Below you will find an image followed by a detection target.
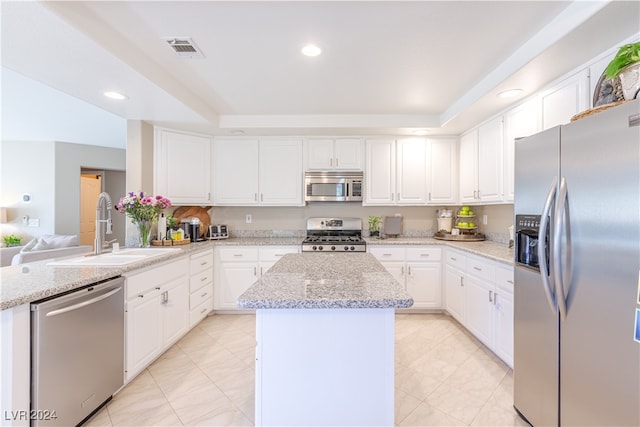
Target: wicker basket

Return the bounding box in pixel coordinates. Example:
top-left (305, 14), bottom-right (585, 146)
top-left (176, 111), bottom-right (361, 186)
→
top-left (570, 100), bottom-right (630, 122)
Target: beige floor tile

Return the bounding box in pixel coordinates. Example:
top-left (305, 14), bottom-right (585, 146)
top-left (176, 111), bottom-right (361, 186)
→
top-left (92, 313), bottom-right (521, 427)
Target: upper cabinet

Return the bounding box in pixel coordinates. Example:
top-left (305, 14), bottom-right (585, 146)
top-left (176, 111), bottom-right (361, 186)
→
top-left (304, 138), bottom-right (363, 170)
top-left (459, 116), bottom-right (503, 204)
top-left (502, 97), bottom-right (541, 202)
top-left (213, 138), bottom-right (303, 206)
top-left (154, 128), bottom-right (213, 205)
top-left (365, 137), bottom-right (457, 206)
top-left (541, 69), bottom-right (590, 130)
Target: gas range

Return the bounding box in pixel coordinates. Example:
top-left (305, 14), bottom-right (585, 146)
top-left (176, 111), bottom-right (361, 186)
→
top-left (301, 217), bottom-right (366, 252)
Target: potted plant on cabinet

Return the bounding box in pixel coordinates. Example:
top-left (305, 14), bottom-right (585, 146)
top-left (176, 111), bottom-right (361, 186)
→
top-left (604, 42), bottom-right (640, 101)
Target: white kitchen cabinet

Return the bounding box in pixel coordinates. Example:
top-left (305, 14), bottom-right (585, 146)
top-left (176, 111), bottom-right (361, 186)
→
top-left (364, 138), bottom-right (429, 206)
top-left (459, 117), bottom-right (504, 204)
top-left (427, 138), bottom-right (458, 204)
top-left (124, 257), bottom-right (189, 382)
top-left (213, 138), bottom-right (303, 206)
top-left (502, 98), bottom-right (541, 202)
top-left (444, 249), bottom-right (466, 324)
top-left (154, 128), bottom-right (213, 205)
top-left (305, 138), bottom-right (362, 170)
top-left (189, 248), bottom-right (214, 327)
top-left (369, 246), bottom-right (442, 309)
top-left (494, 265), bottom-right (514, 367)
top-left (541, 69), bottom-right (590, 130)
top-left (214, 246), bottom-right (299, 311)
top-left (465, 273), bottom-right (495, 349)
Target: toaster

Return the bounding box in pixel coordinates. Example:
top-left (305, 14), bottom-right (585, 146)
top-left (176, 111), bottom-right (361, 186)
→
top-left (208, 224), bottom-right (229, 240)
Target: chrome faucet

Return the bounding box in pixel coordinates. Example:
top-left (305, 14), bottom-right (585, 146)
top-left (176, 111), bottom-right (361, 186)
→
top-left (94, 192), bottom-right (114, 255)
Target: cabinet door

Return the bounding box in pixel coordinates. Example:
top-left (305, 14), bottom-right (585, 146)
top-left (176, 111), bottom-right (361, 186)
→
top-left (541, 69), bottom-right (590, 130)
top-left (305, 139), bottom-right (334, 170)
top-left (459, 130), bottom-right (478, 203)
top-left (213, 139), bottom-right (259, 205)
top-left (259, 140), bottom-right (303, 206)
top-left (125, 289), bottom-right (163, 382)
top-left (333, 138), bottom-right (362, 170)
top-left (218, 262), bottom-right (258, 310)
top-left (428, 138), bottom-right (458, 204)
top-left (396, 138), bottom-right (428, 205)
top-left (465, 275), bottom-right (494, 348)
top-left (379, 261), bottom-right (405, 288)
top-left (162, 276), bottom-right (189, 347)
top-left (154, 129), bottom-right (212, 204)
top-left (406, 262), bottom-right (442, 308)
top-left (445, 265), bottom-right (466, 324)
top-left (259, 246), bottom-right (299, 276)
top-left (503, 98), bottom-right (540, 202)
top-left (477, 117), bottom-right (503, 202)
top-left (364, 139), bottom-right (396, 205)
top-left (494, 288), bottom-right (514, 368)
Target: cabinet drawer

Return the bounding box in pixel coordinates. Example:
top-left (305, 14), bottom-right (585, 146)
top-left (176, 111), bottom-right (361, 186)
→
top-left (218, 247), bottom-right (259, 261)
top-left (259, 246), bottom-right (299, 262)
top-left (190, 268), bottom-right (213, 293)
top-left (369, 246), bottom-right (405, 261)
top-left (125, 258), bottom-right (188, 298)
top-left (190, 284), bottom-right (212, 309)
top-left (190, 249), bottom-right (213, 274)
top-left (445, 249), bottom-right (466, 270)
top-left (406, 247), bottom-right (441, 262)
top-left (189, 297), bottom-right (213, 327)
top-left (466, 256), bottom-right (495, 282)
top-left (495, 265), bottom-right (514, 294)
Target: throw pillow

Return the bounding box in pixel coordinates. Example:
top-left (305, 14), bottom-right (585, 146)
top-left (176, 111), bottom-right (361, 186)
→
top-left (32, 238), bottom-right (50, 251)
top-left (20, 238), bottom-right (38, 253)
top-left (41, 234), bottom-right (79, 249)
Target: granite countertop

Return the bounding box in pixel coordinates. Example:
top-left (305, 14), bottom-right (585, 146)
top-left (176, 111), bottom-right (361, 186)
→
top-left (237, 252), bottom-right (414, 310)
top-left (1, 235), bottom-right (512, 311)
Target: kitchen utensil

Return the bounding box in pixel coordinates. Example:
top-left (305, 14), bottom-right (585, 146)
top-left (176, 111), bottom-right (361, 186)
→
top-left (173, 206), bottom-right (211, 239)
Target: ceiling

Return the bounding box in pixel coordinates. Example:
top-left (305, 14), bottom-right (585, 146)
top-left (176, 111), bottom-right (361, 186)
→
top-left (2, 1), bottom-right (639, 143)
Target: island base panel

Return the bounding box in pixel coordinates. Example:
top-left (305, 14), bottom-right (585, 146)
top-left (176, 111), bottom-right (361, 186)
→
top-left (255, 308), bottom-right (395, 426)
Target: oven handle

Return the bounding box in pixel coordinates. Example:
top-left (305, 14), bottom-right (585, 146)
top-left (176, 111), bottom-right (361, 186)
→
top-left (538, 177), bottom-right (557, 315)
top-left (46, 287), bottom-right (122, 317)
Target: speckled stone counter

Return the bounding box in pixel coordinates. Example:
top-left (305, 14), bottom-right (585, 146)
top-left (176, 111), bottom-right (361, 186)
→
top-left (365, 236), bottom-right (514, 265)
top-left (237, 252), bottom-right (414, 309)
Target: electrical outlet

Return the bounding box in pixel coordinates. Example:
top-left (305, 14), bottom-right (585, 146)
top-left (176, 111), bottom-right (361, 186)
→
top-left (245, 214), bottom-right (252, 224)
top-left (482, 214), bottom-right (488, 225)
top-left (22, 215), bottom-right (29, 226)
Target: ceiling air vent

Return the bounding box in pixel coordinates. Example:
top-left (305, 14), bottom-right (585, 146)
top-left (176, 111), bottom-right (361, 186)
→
top-left (163, 37), bottom-right (204, 59)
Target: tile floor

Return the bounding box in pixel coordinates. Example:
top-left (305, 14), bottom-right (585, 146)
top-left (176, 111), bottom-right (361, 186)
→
top-left (86, 313), bottom-right (528, 427)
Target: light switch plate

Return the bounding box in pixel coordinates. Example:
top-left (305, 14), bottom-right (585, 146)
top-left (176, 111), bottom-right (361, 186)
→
top-left (28, 218), bottom-right (40, 227)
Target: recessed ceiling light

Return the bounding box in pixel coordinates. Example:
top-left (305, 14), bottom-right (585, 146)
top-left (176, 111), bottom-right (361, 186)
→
top-left (497, 89), bottom-right (523, 99)
top-left (104, 91), bottom-right (128, 100)
top-left (301, 44), bottom-right (322, 57)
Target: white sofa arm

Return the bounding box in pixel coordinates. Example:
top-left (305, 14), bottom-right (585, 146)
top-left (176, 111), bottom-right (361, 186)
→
top-left (11, 246), bottom-right (93, 266)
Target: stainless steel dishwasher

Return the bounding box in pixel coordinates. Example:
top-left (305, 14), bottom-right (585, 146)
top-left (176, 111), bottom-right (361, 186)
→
top-left (31, 276), bottom-right (125, 426)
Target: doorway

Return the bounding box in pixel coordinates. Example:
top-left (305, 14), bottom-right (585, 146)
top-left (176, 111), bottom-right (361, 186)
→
top-left (80, 169), bottom-right (126, 248)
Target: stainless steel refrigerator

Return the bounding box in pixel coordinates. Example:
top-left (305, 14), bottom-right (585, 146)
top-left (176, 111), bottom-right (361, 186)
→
top-left (513, 99), bottom-right (640, 426)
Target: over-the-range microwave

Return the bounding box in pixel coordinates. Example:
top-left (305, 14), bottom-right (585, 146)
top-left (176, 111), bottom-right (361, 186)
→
top-left (304, 171), bottom-right (363, 202)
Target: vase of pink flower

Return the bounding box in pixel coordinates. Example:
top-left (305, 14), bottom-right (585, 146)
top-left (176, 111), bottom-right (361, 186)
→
top-left (115, 192), bottom-right (172, 247)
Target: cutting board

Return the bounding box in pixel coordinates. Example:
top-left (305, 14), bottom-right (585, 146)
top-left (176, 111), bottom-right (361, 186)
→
top-left (172, 206), bottom-right (211, 238)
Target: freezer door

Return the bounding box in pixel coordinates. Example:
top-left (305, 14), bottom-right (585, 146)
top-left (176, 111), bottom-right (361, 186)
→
top-left (513, 127), bottom-right (561, 427)
top-left (558, 100), bottom-right (640, 426)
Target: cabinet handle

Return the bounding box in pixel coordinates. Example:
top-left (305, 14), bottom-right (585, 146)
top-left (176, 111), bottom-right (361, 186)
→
top-left (391, 193), bottom-right (394, 201)
top-left (450, 257), bottom-right (457, 261)
top-left (420, 253), bottom-right (430, 257)
top-left (474, 266), bottom-right (482, 271)
top-left (330, 158), bottom-right (333, 167)
top-left (200, 307), bottom-right (208, 314)
top-left (261, 193), bottom-right (264, 202)
top-left (401, 266), bottom-right (405, 275)
top-left (254, 193), bottom-right (258, 201)
top-left (428, 192), bottom-right (431, 201)
top-left (201, 277), bottom-right (208, 282)
top-left (137, 294), bottom-right (144, 298)
top-left (494, 292), bottom-right (498, 306)
top-left (200, 261), bottom-right (207, 266)
top-left (489, 290), bottom-right (493, 303)
top-left (507, 280), bottom-right (514, 284)
top-left (254, 267), bottom-right (257, 276)
top-left (407, 266), bottom-right (412, 276)
top-left (335, 157), bottom-right (339, 166)
top-left (233, 254), bottom-right (243, 257)
top-left (460, 277), bottom-right (464, 287)
top-left (477, 190), bottom-right (481, 199)
top-left (397, 192), bottom-right (400, 200)
top-left (382, 253), bottom-right (392, 256)
top-left (260, 267), bottom-right (264, 276)
top-left (155, 287), bottom-right (161, 290)
top-left (201, 292), bottom-right (208, 298)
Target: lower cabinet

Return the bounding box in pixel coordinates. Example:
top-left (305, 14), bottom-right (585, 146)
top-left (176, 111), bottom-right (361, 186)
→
top-left (214, 246), bottom-right (300, 311)
top-left (124, 257), bottom-right (190, 382)
top-left (444, 248), bottom-right (514, 367)
top-left (189, 248), bottom-right (214, 327)
top-left (369, 246), bottom-right (442, 309)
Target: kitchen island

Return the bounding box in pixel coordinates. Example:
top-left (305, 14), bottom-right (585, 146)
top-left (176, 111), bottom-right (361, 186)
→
top-left (237, 252), bottom-right (413, 427)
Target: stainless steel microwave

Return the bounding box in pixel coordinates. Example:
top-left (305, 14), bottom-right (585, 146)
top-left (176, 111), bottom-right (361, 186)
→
top-left (304, 171), bottom-right (363, 202)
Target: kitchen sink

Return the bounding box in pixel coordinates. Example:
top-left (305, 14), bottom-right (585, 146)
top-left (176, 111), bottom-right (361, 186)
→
top-left (47, 247), bottom-right (182, 267)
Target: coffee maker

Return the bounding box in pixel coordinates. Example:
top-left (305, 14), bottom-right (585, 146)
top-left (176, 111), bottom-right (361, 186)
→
top-left (180, 217), bottom-right (201, 242)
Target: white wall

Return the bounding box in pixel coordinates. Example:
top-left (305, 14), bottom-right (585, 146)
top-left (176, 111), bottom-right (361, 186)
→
top-left (0, 141), bottom-right (125, 242)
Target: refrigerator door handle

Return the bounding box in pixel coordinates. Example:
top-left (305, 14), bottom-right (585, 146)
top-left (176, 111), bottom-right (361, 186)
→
top-left (538, 176), bottom-right (558, 314)
top-left (554, 176), bottom-right (569, 321)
